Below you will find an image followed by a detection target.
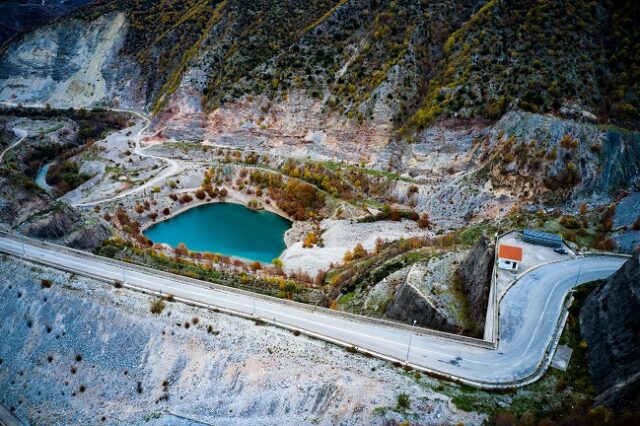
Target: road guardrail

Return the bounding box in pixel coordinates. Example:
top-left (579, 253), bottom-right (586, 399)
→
top-left (0, 231), bottom-right (495, 349)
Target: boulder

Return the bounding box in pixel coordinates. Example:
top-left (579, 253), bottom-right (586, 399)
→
top-left (580, 252), bottom-right (640, 408)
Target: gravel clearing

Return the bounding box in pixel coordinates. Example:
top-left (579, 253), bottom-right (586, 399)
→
top-left (281, 218), bottom-right (432, 277)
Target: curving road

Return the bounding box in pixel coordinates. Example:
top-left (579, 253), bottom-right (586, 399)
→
top-left (0, 234), bottom-right (625, 388)
top-left (70, 111), bottom-right (180, 207)
top-left (0, 128), bottom-right (28, 162)
top-left (0, 102), bottom-right (180, 207)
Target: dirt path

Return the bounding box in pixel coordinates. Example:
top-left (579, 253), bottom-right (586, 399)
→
top-left (71, 110), bottom-right (180, 207)
top-left (0, 127), bottom-right (28, 162)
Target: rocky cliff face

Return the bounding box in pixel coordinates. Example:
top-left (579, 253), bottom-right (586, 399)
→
top-left (0, 174), bottom-right (111, 250)
top-left (18, 205), bottom-right (111, 250)
top-left (385, 280), bottom-right (457, 332)
top-left (580, 252), bottom-right (640, 408)
top-left (0, 150), bottom-right (110, 251)
top-left (0, 11), bottom-right (143, 111)
top-left (483, 111), bottom-right (640, 199)
top-left (458, 237), bottom-right (494, 329)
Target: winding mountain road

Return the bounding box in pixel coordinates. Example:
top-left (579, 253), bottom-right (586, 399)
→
top-left (0, 102), bottom-right (180, 207)
top-left (70, 111), bottom-right (180, 207)
top-left (0, 128), bottom-right (28, 162)
top-left (0, 234), bottom-right (625, 388)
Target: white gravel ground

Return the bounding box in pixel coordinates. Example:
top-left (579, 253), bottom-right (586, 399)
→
top-left (0, 257), bottom-right (484, 426)
top-left (281, 218), bottom-right (432, 276)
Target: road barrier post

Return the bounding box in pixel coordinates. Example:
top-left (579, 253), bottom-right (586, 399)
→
top-left (405, 333), bottom-right (412, 363)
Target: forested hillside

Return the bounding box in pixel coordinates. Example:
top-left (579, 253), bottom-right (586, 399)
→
top-left (1, 0), bottom-right (639, 131)
top-left (412, 0), bottom-right (640, 129)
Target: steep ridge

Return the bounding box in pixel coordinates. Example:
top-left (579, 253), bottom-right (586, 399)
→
top-left (0, 0), bottom-right (96, 45)
top-left (0, 12), bottom-right (136, 110)
top-left (580, 252), bottom-right (640, 409)
top-left (1, 0), bottom-right (638, 135)
top-left (412, 0), bottom-right (640, 129)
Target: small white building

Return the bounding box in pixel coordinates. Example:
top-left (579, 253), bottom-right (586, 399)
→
top-left (498, 244), bottom-right (523, 272)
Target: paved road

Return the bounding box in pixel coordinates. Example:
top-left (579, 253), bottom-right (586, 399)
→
top-left (0, 128), bottom-right (28, 162)
top-left (0, 402), bottom-right (23, 426)
top-left (0, 236), bottom-right (625, 387)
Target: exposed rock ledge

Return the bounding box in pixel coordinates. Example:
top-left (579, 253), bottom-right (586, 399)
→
top-left (580, 252), bottom-right (640, 409)
top-left (458, 237), bottom-right (494, 330)
top-left (385, 279), bottom-right (458, 332)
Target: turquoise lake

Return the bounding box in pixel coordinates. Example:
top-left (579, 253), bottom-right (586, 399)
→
top-left (34, 163), bottom-right (52, 193)
top-left (143, 203), bottom-right (292, 263)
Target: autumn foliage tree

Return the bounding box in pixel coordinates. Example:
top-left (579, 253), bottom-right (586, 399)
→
top-left (418, 213), bottom-right (433, 230)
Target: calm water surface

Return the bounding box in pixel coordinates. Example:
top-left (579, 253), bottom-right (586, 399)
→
top-left (143, 203), bottom-right (291, 263)
top-left (34, 163), bottom-right (52, 193)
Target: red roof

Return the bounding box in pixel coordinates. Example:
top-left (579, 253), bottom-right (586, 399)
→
top-left (498, 245), bottom-right (523, 261)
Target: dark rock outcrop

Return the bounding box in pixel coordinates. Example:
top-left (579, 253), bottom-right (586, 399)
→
top-left (20, 208), bottom-right (79, 240)
top-left (580, 252), bottom-right (640, 409)
top-left (63, 223), bottom-right (112, 250)
top-left (385, 282), bottom-right (457, 332)
top-left (458, 237), bottom-right (494, 328)
top-left (0, 171), bottom-right (111, 251)
top-left (19, 206), bottom-right (111, 251)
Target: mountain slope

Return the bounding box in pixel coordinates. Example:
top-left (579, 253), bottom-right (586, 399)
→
top-left (412, 0), bottom-right (640, 128)
top-left (0, 0), bottom-right (96, 45)
top-left (0, 0), bottom-right (639, 149)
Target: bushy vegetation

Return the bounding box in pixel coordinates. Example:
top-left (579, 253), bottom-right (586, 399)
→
top-left (396, 392), bottom-right (410, 410)
top-left (150, 298), bottom-right (165, 314)
top-left (45, 160), bottom-right (89, 195)
top-left (83, 0), bottom-right (226, 112)
top-left (412, 0), bottom-right (640, 128)
top-left (96, 238), bottom-right (322, 304)
top-left (0, 106), bottom-right (129, 180)
top-left (199, 0), bottom-right (340, 109)
top-left (61, 0), bottom-right (639, 131)
top-left (78, 0), bottom-right (479, 125)
top-left (249, 170), bottom-right (325, 220)
top-left (232, 0), bottom-right (477, 124)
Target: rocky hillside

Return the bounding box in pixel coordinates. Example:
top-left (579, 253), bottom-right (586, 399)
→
top-left (0, 109), bottom-right (125, 249)
top-left (0, 0), bottom-right (637, 212)
top-left (412, 0), bottom-right (640, 129)
top-left (1, 0), bottom-right (638, 129)
top-left (0, 257), bottom-right (482, 425)
top-left (580, 252), bottom-right (640, 409)
top-left (0, 0), bottom-right (96, 45)
top-left (457, 237), bottom-right (493, 330)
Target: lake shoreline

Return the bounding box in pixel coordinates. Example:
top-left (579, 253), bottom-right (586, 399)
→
top-left (137, 187), bottom-right (294, 234)
top-left (142, 202), bottom-right (292, 264)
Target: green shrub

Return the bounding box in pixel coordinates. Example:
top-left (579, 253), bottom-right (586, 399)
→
top-left (150, 299), bottom-right (166, 315)
top-left (396, 393), bottom-right (411, 410)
